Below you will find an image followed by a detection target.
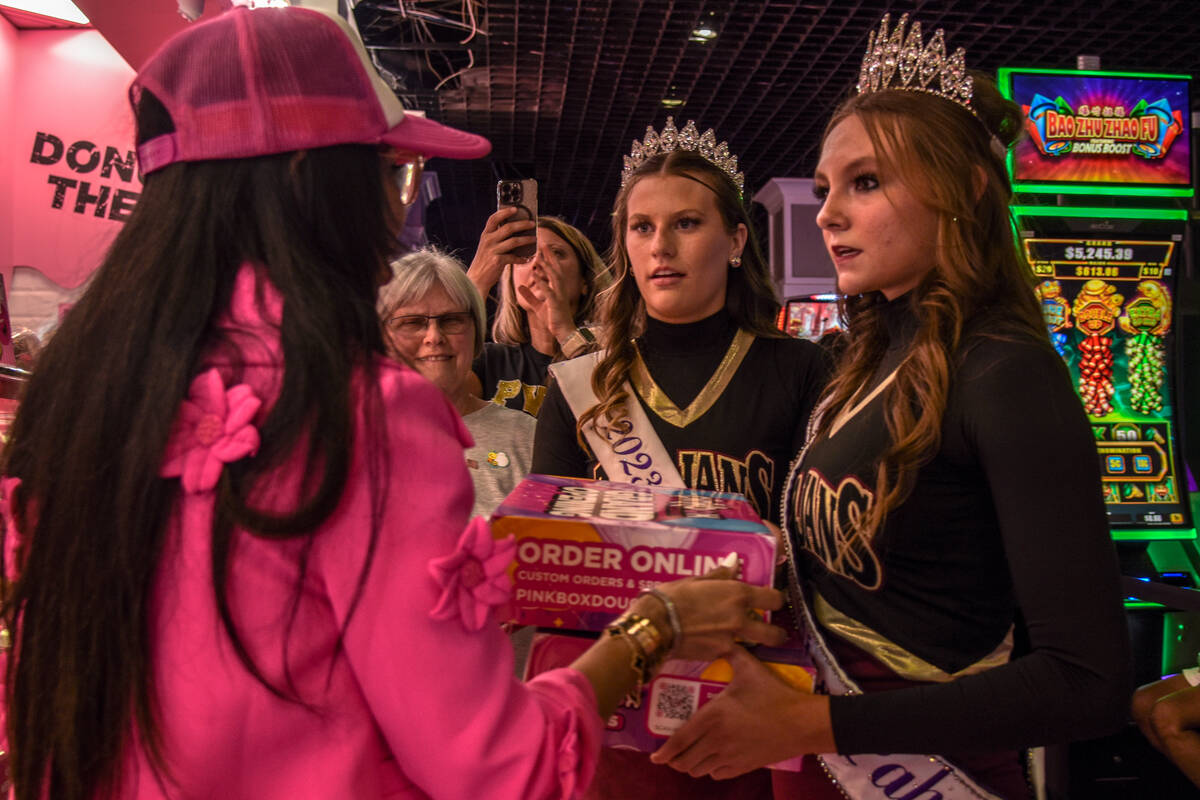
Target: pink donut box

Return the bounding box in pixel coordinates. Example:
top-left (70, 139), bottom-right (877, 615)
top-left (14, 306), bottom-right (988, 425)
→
top-left (490, 474), bottom-right (777, 632)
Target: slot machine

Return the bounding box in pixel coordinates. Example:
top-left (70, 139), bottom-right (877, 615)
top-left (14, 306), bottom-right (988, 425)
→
top-left (1001, 66), bottom-right (1197, 796)
top-left (1014, 208), bottom-right (1192, 539)
top-left (776, 293), bottom-right (843, 342)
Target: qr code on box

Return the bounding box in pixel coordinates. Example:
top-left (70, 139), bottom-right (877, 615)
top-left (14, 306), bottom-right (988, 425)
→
top-left (647, 677), bottom-right (700, 736)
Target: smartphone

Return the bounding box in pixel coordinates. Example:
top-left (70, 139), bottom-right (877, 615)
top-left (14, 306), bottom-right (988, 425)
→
top-left (496, 179), bottom-right (538, 260)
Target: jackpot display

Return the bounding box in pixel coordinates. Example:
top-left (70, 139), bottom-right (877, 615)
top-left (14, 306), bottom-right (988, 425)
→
top-left (998, 68), bottom-right (1191, 194)
top-left (1016, 211), bottom-right (1191, 533)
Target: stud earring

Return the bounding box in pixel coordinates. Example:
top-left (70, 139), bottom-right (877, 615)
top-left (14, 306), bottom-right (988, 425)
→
top-left (730, 256), bottom-right (742, 268)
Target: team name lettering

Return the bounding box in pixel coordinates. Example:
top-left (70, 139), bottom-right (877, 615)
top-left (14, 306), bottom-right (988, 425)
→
top-left (791, 468), bottom-right (882, 589)
top-left (677, 449), bottom-right (773, 516)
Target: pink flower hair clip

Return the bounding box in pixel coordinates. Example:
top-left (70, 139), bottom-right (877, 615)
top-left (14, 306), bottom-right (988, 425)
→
top-left (429, 517), bottom-right (516, 632)
top-left (161, 368), bottom-right (262, 494)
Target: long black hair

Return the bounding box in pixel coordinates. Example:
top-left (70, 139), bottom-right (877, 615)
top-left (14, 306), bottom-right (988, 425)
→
top-left (1, 91), bottom-right (398, 800)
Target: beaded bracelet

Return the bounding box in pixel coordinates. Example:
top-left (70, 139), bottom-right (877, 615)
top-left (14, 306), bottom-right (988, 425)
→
top-left (637, 587), bottom-right (682, 651)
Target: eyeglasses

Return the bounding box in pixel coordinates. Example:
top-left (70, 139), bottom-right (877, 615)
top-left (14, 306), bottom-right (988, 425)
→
top-left (387, 312), bottom-right (474, 338)
top-left (384, 150), bottom-right (426, 206)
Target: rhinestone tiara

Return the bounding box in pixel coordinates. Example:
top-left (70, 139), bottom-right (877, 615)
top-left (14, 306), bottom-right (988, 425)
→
top-left (621, 117), bottom-right (745, 197)
top-left (856, 13), bottom-right (974, 114)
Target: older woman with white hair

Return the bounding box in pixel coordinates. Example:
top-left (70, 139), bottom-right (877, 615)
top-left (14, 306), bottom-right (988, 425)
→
top-left (380, 248), bottom-right (535, 519)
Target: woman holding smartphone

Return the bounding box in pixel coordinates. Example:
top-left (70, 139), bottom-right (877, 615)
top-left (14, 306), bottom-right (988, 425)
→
top-left (468, 214), bottom-right (609, 416)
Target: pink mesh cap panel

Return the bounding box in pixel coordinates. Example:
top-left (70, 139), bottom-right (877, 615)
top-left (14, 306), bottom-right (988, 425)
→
top-left (133, 6), bottom-right (488, 174)
top-left (138, 7), bottom-right (384, 168)
top-left (245, 7), bottom-right (387, 155)
top-left (134, 10), bottom-right (254, 172)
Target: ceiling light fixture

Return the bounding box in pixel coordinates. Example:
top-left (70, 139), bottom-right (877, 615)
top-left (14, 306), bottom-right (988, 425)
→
top-left (689, 12), bottom-right (718, 43)
top-left (0, 0), bottom-right (88, 24)
top-left (660, 84), bottom-right (685, 108)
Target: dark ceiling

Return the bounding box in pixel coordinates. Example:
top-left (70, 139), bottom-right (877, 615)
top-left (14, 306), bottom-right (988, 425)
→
top-left (355, 0), bottom-right (1200, 260)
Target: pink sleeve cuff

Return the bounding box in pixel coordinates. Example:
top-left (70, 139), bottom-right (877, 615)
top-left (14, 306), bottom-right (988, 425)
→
top-left (526, 668), bottom-right (603, 799)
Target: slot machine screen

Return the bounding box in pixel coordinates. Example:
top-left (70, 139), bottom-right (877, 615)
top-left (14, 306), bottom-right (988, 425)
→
top-left (1017, 212), bottom-right (1192, 534)
top-left (779, 294), bottom-right (842, 342)
top-left (998, 68), bottom-right (1191, 196)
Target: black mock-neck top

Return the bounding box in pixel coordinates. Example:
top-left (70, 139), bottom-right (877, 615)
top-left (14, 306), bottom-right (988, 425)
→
top-left (533, 309), bottom-right (828, 521)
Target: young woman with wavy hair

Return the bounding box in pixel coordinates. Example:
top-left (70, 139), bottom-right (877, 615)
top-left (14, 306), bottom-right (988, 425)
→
top-left (532, 141), bottom-right (829, 800)
top-left (649, 49), bottom-right (1131, 800)
top-left (0, 8), bottom-right (785, 800)
top-left (535, 145), bottom-right (829, 520)
top-left (576, 151), bottom-right (786, 443)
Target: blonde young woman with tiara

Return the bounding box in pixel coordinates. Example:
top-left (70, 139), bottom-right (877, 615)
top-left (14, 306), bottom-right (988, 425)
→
top-left (650, 15), bottom-right (1132, 800)
top-left (532, 120), bottom-right (829, 800)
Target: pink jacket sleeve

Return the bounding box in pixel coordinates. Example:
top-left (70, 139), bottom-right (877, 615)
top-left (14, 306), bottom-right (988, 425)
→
top-left (311, 364), bottom-right (602, 800)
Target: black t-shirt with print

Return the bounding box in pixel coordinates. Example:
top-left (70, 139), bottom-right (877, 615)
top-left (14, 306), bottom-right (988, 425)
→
top-left (473, 342), bottom-right (554, 417)
top-left (532, 309), bottom-right (828, 523)
top-left (784, 293), bottom-right (1130, 756)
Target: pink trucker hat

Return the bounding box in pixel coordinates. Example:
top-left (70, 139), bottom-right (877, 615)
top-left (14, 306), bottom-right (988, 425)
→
top-left (132, 4), bottom-right (490, 174)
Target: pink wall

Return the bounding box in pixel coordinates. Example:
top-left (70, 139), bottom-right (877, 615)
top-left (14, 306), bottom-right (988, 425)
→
top-left (0, 14), bottom-right (17, 307)
top-left (11, 29), bottom-right (136, 290)
top-left (73, 0), bottom-right (227, 72)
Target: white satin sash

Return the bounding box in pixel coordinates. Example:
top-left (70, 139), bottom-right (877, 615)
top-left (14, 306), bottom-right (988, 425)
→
top-left (778, 400), bottom-right (1004, 800)
top-left (549, 352), bottom-right (685, 488)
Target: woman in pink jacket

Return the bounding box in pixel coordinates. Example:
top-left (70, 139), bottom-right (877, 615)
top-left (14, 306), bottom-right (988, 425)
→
top-left (0, 7), bottom-right (782, 800)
